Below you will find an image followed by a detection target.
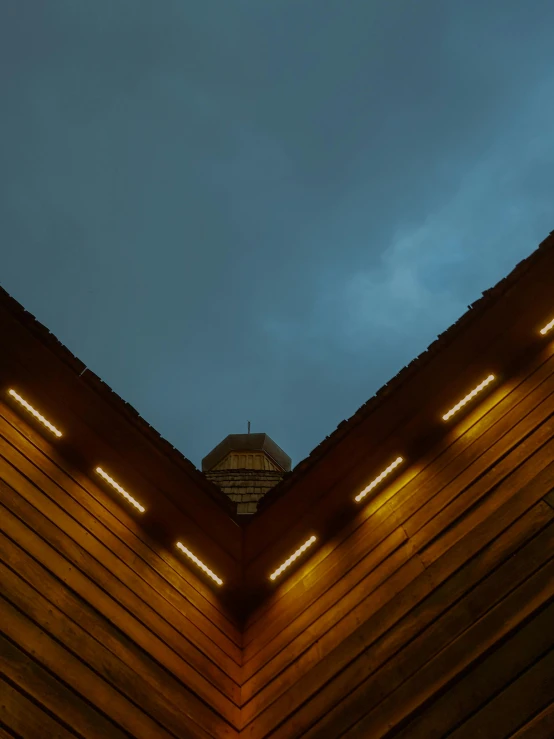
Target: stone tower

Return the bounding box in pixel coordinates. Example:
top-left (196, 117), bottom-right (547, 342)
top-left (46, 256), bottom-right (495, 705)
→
top-left (202, 432), bottom-right (291, 514)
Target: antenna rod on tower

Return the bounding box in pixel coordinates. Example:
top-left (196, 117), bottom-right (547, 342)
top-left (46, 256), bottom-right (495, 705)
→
top-left (248, 421), bottom-right (251, 434)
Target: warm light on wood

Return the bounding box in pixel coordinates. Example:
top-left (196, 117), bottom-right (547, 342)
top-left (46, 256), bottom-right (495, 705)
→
top-left (176, 542), bottom-right (223, 586)
top-left (95, 466), bottom-right (146, 513)
top-left (7, 388), bottom-right (63, 437)
top-left (442, 374), bottom-right (495, 421)
top-left (355, 456), bottom-right (404, 503)
top-left (269, 535), bottom-right (317, 581)
top-left (540, 317), bottom-right (554, 336)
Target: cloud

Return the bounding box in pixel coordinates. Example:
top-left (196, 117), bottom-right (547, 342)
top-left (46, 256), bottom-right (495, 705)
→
top-left (1, 0), bottom-right (554, 468)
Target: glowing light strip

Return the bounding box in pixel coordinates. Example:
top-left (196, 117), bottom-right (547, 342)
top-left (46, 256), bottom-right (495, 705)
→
top-left (95, 467), bottom-right (145, 513)
top-left (540, 317), bottom-right (554, 336)
top-left (442, 374), bottom-right (495, 421)
top-left (176, 542), bottom-right (223, 586)
top-left (269, 535), bottom-right (317, 581)
top-left (354, 456), bottom-right (404, 503)
top-left (8, 389), bottom-right (63, 437)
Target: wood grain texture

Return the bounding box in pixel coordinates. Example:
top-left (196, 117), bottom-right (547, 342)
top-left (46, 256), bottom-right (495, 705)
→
top-left (244, 347), bottom-right (554, 649)
top-left (0, 726), bottom-right (17, 739)
top-left (510, 701), bottom-right (554, 739)
top-left (0, 634), bottom-right (129, 739)
top-left (0, 405), bottom-right (241, 738)
top-left (0, 591), bottom-right (204, 739)
top-left (239, 368), bottom-right (554, 717)
top-left (240, 356), bottom-right (554, 737)
top-left (446, 646), bottom-right (554, 739)
top-left (0, 410), bottom-right (242, 670)
top-left (346, 562), bottom-right (554, 738)
top-left (298, 502), bottom-right (554, 739)
top-left (0, 392), bottom-right (242, 634)
top-left (0, 475), bottom-right (239, 713)
top-left (0, 533), bottom-right (236, 734)
top-left (0, 680), bottom-right (78, 739)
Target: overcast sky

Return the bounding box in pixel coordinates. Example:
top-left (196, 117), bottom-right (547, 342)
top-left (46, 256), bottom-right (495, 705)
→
top-left (2, 1), bottom-right (553, 470)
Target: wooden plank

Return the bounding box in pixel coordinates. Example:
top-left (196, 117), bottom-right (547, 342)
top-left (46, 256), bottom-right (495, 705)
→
top-left (244, 413), bottom-right (549, 680)
top-left (510, 701), bottom-right (554, 739)
top-left (241, 527), bottom-right (411, 702)
top-left (0, 496), bottom-right (239, 733)
top-left (406, 414), bottom-right (554, 557)
top-left (242, 404), bottom-right (554, 693)
top-left (0, 680), bottom-right (78, 739)
top-left (0, 402), bottom-right (242, 642)
top-left (0, 412), bottom-right (242, 670)
top-left (0, 404), bottom-right (242, 652)
top-left (0, 336), bottom-right (242, 587)
top-left (446, 649), bottom-right (554, 739)
top-left (246, 503), bottom-right (554, 737)
top-left (0, 586), bottom-right (228, 739)
top-left (241, 555), bottom-right (426, 728)
top-left (0, 304), bottom-right (240, 551)
top-left (0, 530), bottom-right (236, 736)
top-left (0, 467), bottom-right (241, 712)
top-left (244, 353), bottom-right (554, 652)
top-left (245, 346), bottom-right (554, 638)
top-left (0, 410), bottom-right (241, 651)
top-left (240, 458), bottom-right (554, 738)
top-left (295, 502), bottom-right (554, 739)
top-left (0, 633), bottom-right (129, 739)
top-left (544, 488), bottom-right (554, 510)
top-left (413, 427), bottom-right (554, 567)
top-left (0, 391), bottom-right (242, 633)
top-left (344, 561), bottom-right (554, 738)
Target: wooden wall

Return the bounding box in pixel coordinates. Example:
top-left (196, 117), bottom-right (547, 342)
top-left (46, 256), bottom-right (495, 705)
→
top-left (239, 337), bottom-right (554, 737)
top-left (0, 398), bottom-right (241, 739)
top-left (2, 338), bottom-right (554, 738)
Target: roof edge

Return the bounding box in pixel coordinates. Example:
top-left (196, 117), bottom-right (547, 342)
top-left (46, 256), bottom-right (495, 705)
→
top-left (0, 285), bottom-right (235, 514)
top-left (258, 229), bottom-right (554, 512)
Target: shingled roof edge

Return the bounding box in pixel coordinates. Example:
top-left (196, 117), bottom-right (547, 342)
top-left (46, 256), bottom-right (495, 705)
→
top-left (0, 286), bottom-right (236, 515)
top-left (257, 229), bottom-right (554, 512)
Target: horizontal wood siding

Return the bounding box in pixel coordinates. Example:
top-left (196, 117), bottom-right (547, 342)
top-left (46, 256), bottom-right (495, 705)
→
top-left (511, 701), bottom-right (554, 738)
top-left (239, 341), bottom-right (554, 737)
top-left (0, 401), bottom-right (240, 739)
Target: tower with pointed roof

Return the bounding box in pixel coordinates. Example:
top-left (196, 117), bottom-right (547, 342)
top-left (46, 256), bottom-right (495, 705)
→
top-left (202, 431), bottom-right (291, 514)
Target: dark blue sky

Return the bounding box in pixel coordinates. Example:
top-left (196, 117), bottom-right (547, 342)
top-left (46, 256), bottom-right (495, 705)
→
top-left (2, 1), bottom-right (553, 469)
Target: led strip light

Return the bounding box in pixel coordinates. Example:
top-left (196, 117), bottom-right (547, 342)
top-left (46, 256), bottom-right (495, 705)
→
top-left (355, 456), bottom-right (404, 503)
top-left (8, 389), bottom-right (63, 437)
top-left (95, 467), bottom-right (146, 513)
top-left (540, 317), bottom-right (554, 336)
top-left (176, 542), bottom-right (223, 586)
top-left (442, 374), bottom-right (495, 421)
top-left (269, 535), bottom-right (317, 581)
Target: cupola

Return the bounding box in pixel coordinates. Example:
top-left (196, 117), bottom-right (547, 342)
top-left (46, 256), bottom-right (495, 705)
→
top-left (202, 428), bottom-right (291, 514)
